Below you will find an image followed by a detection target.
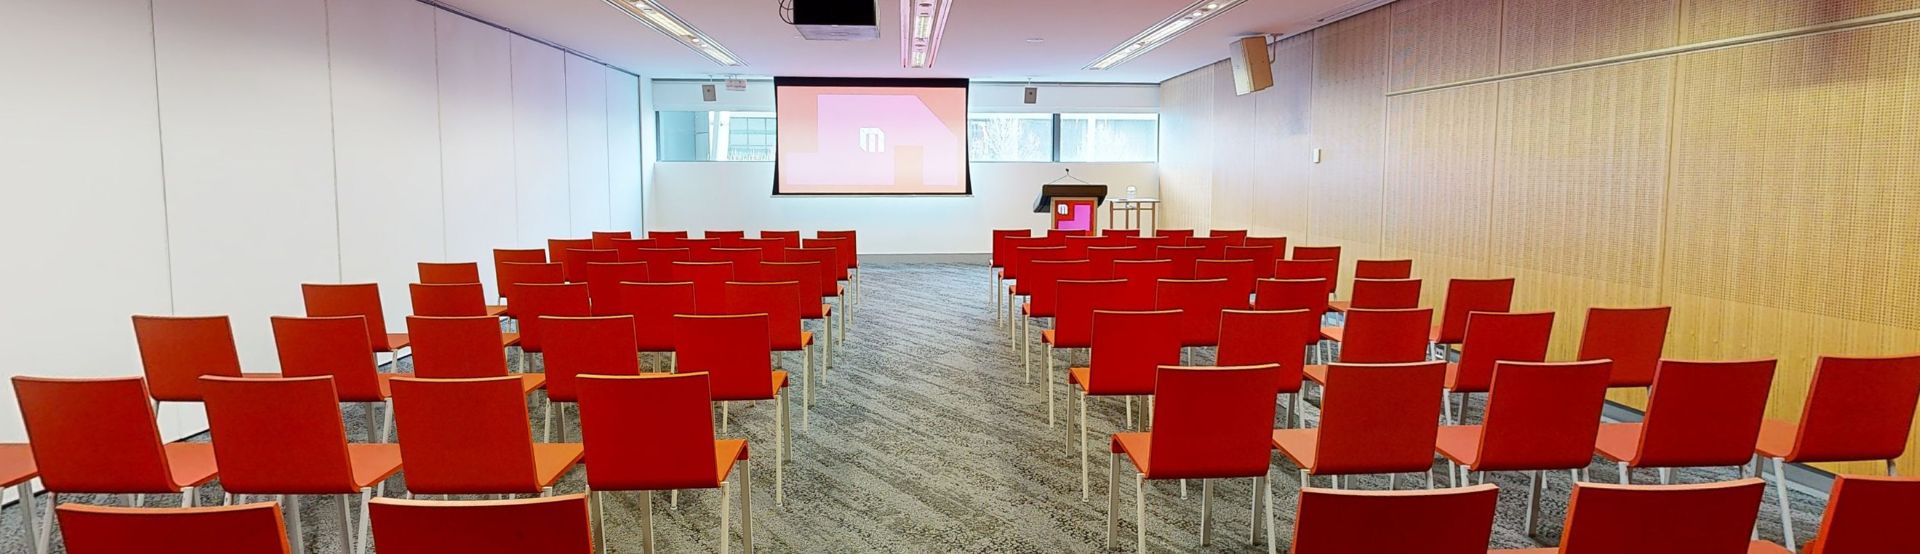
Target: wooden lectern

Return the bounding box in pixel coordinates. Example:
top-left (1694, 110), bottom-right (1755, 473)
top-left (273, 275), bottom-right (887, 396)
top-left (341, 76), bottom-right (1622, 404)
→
top-left (1034, 184), bottom-right (1107, 233)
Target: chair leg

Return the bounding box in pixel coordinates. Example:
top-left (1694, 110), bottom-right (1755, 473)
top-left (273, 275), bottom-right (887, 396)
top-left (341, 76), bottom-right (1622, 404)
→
top-left (16, 483), bottom-right (36, 554)
top-left (1441, 390), bottom-right (1454, 424)
top-left (777, 391), bottom-right (789, 507)
top-left (1773, 458), bottom-right (1797, 553)
top-left (1525, 470), bottom-right (1544, 537)
top-left (1388, 473), bottom-right (1398, 490)
top-left (286, 495), bottom-right (306, 554)
top-left (1046, 346), bottom-right (1055, 427)
top-left (1265, 472), bottom-right (1277, 554)
top-left (803, 345), bottom-right (814, 429)
top-left (1135, 473), bottom-right (1147, 554)
top-left (719, 478), bottom-right (732, 554)
top-left (639, 491), bottom-right (656, 554)
top-left (356, 488), bottom-right (372, 554)
top-left (591, 490), bottom-right (607, 554)
top-left (1079, 391), bottom-right (1089, 500)
top-left (1022, 317), bottom-right (1032, 382)
top-left (336, 493), bottom-right (354, 554)
top-left (1105, 453), bottom-right (1120, 549)
top-left (380, 399), bottom-right (394, 443)
top-left (1659, 467), bottom-right (1672, 485)
top-left (1248, 476), bottom-right (1264, 543)
top-left (1618, 462), bottom-right (1631, 485)
top-left (364, 403), bottom-right (377, 442)
top-left (1199, 479), bottom-right (1214, 546)
top-left (1888, 459), bottom-right (1899, 477)
top-left (544, 400), bottom-right (556, 443)
top-left (34, 492), bottom-right (54, 554)
top-left (721, 402), bottom-right (730, 434)
top-left (741, 460), bottom-right (754, 553)
top-left (181, 486), bottom-right (195, 507)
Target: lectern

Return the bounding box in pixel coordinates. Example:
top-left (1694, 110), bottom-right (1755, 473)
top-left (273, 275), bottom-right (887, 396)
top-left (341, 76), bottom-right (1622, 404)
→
top-left (1034, 184), bottom-right (1108, 233)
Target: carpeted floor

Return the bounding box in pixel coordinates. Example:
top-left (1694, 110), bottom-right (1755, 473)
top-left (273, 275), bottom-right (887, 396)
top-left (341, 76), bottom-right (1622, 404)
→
top-left (1, 262), bottom-right (1826, 552)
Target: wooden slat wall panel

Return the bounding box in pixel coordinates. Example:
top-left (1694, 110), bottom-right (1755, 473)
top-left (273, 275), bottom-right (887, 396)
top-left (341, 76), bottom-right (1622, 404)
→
top-left (1389, 0), bottom-right (1502, 91)
top-left (1211, 60), bottom-right (1257, 231)
top-left (1157, 65), bottom-right (1216, 229)
top-left (1309, 8), bottom-right (1392, 290)
top-left (1502, 0), bottom-right (1679, 73)
top-left (1382, 83), bottom-right (1497, 311)
top-left (1252, 33), bottom-right (1316, 239)
top-left (1681, 0), bottom-right (1920, 42)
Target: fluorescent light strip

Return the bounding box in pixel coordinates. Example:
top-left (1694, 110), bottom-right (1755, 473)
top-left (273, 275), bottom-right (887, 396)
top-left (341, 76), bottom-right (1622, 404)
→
top-left (902, 0), bottom-right (954, 68)
top-left (1085, 0), bottom-right (1247, 70)
top-left (604, 0), bottom-right (743, 67)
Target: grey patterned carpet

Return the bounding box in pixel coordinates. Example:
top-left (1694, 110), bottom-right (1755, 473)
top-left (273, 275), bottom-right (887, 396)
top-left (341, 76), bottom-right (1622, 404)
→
top-left (1, 262), bottom-right (1825, 552)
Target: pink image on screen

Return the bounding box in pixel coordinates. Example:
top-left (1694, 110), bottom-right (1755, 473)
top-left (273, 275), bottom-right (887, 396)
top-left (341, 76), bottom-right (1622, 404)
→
top-left (777, 85), bottom-right (968, 194)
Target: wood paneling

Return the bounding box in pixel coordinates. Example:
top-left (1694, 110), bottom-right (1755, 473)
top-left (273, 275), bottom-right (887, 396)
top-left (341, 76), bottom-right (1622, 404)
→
top-left (1309, 9), bottom-right (1392, 289)
top-left (1681, 0), bottom-right (1920, 42)
top-left (1389, 0), bottom-right (1502, 91)
top-left (1157, 66), bottom-right (1216, 229)
top-left (1383, 83), bottom-right (1498, 311)
top-left (1502, 0), bottom-right (1679, 72)
top-left (1252, 34), bottom-right (1316, 239)
top-left (1211, 61), bottom-right (1257, 231)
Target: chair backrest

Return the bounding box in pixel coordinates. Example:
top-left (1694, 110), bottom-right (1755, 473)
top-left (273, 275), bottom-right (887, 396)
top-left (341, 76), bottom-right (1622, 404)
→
top-left (802, 237), bottom-right (853, 279)
top-left (673, 314), bottom-right (776, 401)
top-left (1183, 236), bottom-right (1229, 259)
top-left (678, 238), bottom-right (722, 262)
top-left (1156, 229), bottom-right (1195, 240)
top-left (1555, 480), bottom-right (1766, 554)
top-left (1787, 353), bottom-right (1920, 463)
top-left (669, 261), bottom-right (735, 313)
top-left (1022, 260), bottom-right (1093, 318)
top-left (302, 283), bottom-right (399, 351)
top-left (1314, 362), bottom-right (1446, 474)
top-left (132, 314), bottom-right (244, 402)
top-left (1125, 235), bottom-right (1177, 253)
top-left (1254, 278), bottom-right (1331, 317)
top-left (759, 230), bottom-right (801, 249)
top-left (998, 237), bottom-right (1048, 279)
top-left (1291, 245), bottom-right (1342, 261)
top-left (627, 248), bottom-right (691, 280)
top-left (1113, 259), bottom-right (1176, 308)
top-left (616, 281), bottom-right (698, 352)
top-left (1632, 359), bottom-right (1777, 468)
top-left (1011, 246), bottom-right (1071, 292)
top-left (735, 238), bottom-right (788, 263)
top-left (1274, 259), bottom-right (1339, 297)
top-left (369, 495), bottom-right (592, 554)
top-left (540, 316), bottom-right (641, 403)
top-left (704, 230), bottom-right (745, 240)
top-left (1062, 235), bottom-right (1107, 259)
top-left (200, 376), bottom-right (357, 494)
top-left (760, 261), bottom-right (828, 319)
top-left (409, 282), bottom-right (489, 317)
top-left (1052, 279), bottom-right (1135, 349)
top-left (405, 316), bottom-right (510, 378)
top-left (13, 376), bottom-right (177, 493)
top-left (1472, 360), bottom-right (1612, 471)
top-left (418, 261), bottom-right (482, 285)
top-left (1086, 246), bottom-right (1138, 279)
top-left (1449, 311), bottom-right (1555, 392)
top-left (510, 282), bottom-right (591, 352)
top-left (59, 503), bottom-right (291, 554)
top-left (577, 373), bottom-right (723, 490)
top-left (608, 238), bottom-right (658, 261)
top-left (1810, 475), bottom-right (1920, 553)
top-left (1338, 308), bottom-right (1434, 363)
top-left (1218, 309), bottom-right (1318, 394)
top-left (1577, 306), bottom-right (1673, 387)
top-left (1223, 245), bottom-right (1278, 279)
top-left (492, 248), bottom-right (547, 298)
top-left (1353, 258), bottom-right (1413, 280)
top-left (817, 230), bottom-right (858, 267)
top-left (1208, 229), bottom-right (1248, 244)
top-left (270, 315), bottom-right (384, 402)
top-left (1156, 278), bottom-right (1239, 347)
top-left (496, 262), bottom-right (564, 307)
top-left (1434, 278), bottom-right (1516, 344)
top-left (783, 248), bottom-right (842, 300)
top-left (390, 376), bottom-right (542, 494)
top-left (1243, 236), bottom-right (1287, 255)
top-left (589, 230), bottom-right (632, 248)
top-left (1154, 245), bottom-right (1206, 279)
top-left (1195, 259), bottom-right (1257, 298)
top-left (1047, 228), bottom-right (1089, 239)
top-left (1347, 278), bottom-right (1422, 310)
top-left (990, 229), bottom-right (1033, 269)
top-left (713, 248), bottom-right (764, 281)
top-left (1144, 365), bottom-right (1280, 479)
top-left (723, 281), bottom-right (805, 350)
top-left (583, 261), bottom-right (650, 315)
top-left (545, 238), bottom-right (592, 277)
top-left (1084, 310), bottom-right (1185, 396)
top-left (1291, 485), bottom-right (1499, 554)
top-left (1103, 229), bottom-right (1141, 238)
top-left (648, 230), bottom-right (689, 240)
top-left (561, 249), bottom-right (617, 284)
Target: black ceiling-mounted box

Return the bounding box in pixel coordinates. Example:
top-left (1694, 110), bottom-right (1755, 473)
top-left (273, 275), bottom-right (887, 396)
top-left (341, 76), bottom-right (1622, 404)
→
top-left (792, 0), bottom-right (880, 41)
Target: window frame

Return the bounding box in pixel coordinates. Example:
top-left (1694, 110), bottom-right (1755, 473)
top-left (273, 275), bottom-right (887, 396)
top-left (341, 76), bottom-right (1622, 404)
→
top-left (966, 112), bottom-right (1159, 163)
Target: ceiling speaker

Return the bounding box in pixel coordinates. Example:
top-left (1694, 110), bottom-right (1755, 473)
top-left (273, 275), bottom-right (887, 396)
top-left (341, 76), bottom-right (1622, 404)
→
top-left (1228, 35), bottom-right (1273, 95)
top-left (702, 84), bottom-right (717, 102)
top-left (1024, 86), bottom-right (1038, 104)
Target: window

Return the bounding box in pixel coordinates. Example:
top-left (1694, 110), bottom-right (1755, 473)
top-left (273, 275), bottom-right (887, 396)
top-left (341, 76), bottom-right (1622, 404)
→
top-left (967, 113), bottom-right (1054, 162)
top-left (656, 111), bottom-right (777, 161)
top-left (967, 112), bottom-right (1158, 162)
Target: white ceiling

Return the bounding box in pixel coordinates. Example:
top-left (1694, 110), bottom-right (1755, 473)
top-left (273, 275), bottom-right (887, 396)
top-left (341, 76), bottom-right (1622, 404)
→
top-left (433, 0), bottom-right (1382, 83)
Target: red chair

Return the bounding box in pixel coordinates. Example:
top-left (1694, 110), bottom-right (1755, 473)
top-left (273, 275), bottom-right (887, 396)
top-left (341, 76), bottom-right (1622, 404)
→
top-left (495, 262), bottom-right (564, 319)
top-left (671, 261), bottom-right (735, 314)
top-left (1576, 306), bottom-right (1672, 388)
top-left (1196, 259), bottom-right (1257, 299)
top-left (1290, 485), bottom-right (1499, 554)
top-left (1434, 360), bottom-right (1611, 536)
top-left (58, 502), bottom-right (291, 554)
top-left (1274, 259), bottom-right (1338, 298)
top-left (1021, 260), bottom-right (1094, 377)
top-left (272, 315), bottom-right (404, 441)
top-left (628, 248), bottom-right (691, 280)
top-left (583, 261), bottom-right (649, 316)
top-left (1491, 479), bottom-right (1774, 554)
top-left (1327, 278), bottom-right (1421, 313)
top-left (589, 230), bottom-right (632, 249)
top-left (1208, 229), bottom-right (1248, 245)
top-left (714, 248), bottom-right (764, 281)
top-left (1184, 236), bottom-right (1230, 259)
top-left (759, 230), bottom-right (801, 249)
top-left (1224, 245), bottom-right (1277, 279)
top-left (509, 282), bottom-right (591, 371)
top-left (1353, 258), bottom-right (1413, 280)
top-left (735, 237), bottom-right (788, 263)
top-left (997, 237), bottom-right (1050, 319)
top-left (538, 316), bottom-right (642, 441)
top-left (577, 373), bottom-right (759, 548)
top-left (705, 230), bottom-right (746, 240)
top-left (991, 229), bottom-right (1033, 301)
top-left (132, 315), bottom-right (247, 411)
top-left (1043, 280), bottom-right (1137, 424)
top-left (1253, 278), bottom-right (1331, 319)
top-left (761, 261), bottom-right (837, 371)
top-left (1218, 309), bottom-right (1320, 428)
top-left (1755, 353), bottom-right (1920, 551)
top-left (201, 375), bottom-right (403, 554)
top-left (389, 376), bottom-right (582, 496)
top-left (1086, 246), bottom-right (1141, 279)
top-left (785, 247), bottom-right (847, 343)
top-left (1156, 229), bottom-right (1195, 241)
top-left (303, 283), bottom-right (410, 370)
top-left (1103, 229), bottom-right (1140, 238)
top-left (1440, 311), bottom-right (1555, 424)
top-left (418, 261), bottom-right (482, 285)
top-left (13, 376), bottom-right (219, 548)
top-left (404, 316), bottom-right (545, 395)
top-left (1, 444), bottom-right (38, 554)
top-left (649, 230), bottom-right (689, 240)
top-left (1155, 279), bottom-right (1240, 354)
top-left (608, 238), bottom-right (657, 260)
top-left (491, 248), bottom-right (546, 303)
top-left (1113, 259), bottom-right (1176, 309)
top-left (1290, 246), bottom-right (1344, 296)
top-left (1125, 235), bottom-right (1177, 253)
top-left (409, 283), bottom-right (513, 320)
top-left (1063, 235), bottom-right (1111, 259)
top-left (1070, 310), bottom-right (1183, 497)
top-left (679, 238), bottom-right (722, 262)
top-left (560, 249), bottom-right (616, 284)
top-left (1273, 362), bottom-right (1446, 492)
top-left (724, 281), bottom-right (818, 425)
top-left (1430, 278), bottom-right (1516, 352)
top-left (1243, 236), bottom-right (1287, 256)
top-left (1154, 245), bottom-right (1206, 279)
top-left (817, 230), bottom-right (861, 300)
top-left (1595, 359), bottom-right (1776, 485)
top-left (1105, 365), bottom-right (1280, 551)
top-left (369, 494), bottom-right (592, 554)
top-left (545, 238), bottom-right (592, 277)
top-left (1311, 308), bottom-right (1433, 377)
top-left (1790, 475), bottom-right (1920, 553)
top-left (1048, 229), bottom-right (1090, 239)
top-left (1005, 244), bottom-right (1071, 334)
top-left (616, 281), bottom-right (698, 368)
top-left (672, 314), bottom-right (791, 459)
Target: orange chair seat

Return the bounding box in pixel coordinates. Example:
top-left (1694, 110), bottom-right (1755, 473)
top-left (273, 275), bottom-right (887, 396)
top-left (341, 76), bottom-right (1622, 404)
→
top-left (516, 374), bottom-right (547, 395)
top-left (1593, 423), bottom-right (1644, 463)
top-left (1498, 542), bottom-right (1786, 554)
top-left (532, 443), bottom-right (586, 488)
top-left (501, 332), bottom-right (521, 347)
top-left (164, 442), bottom-right (221, 489)
top-left (1069, 367), bottom-right (1151, 396)
top-left (1754, 419), bottom-right (1798, 459)
top-left (713, 439), bottom-right (749, 483)
top-left (347, 443), bottom-right (405, 488)
top-left (774, 332), bottom-right (814, 353)
top-left (1110, 432), bottom-right (1152, 474)
top-left (1433, 425), bottom-right (1485, 468)
top-left (1443, 362), bottom-right (1484, 392)
top-left (1327, 300), bottom-right (1351, 313)
top-left (1272, 429), bottom-right (1321, 472)
top-left (486, 305), bottom-right (509, 318)
top-left (0, 444), bottom-right (36, 487)
top-left (1320, 326), bottom-right (1343, 343)
top-left (382, 333), bottom-right (412, 352)
top-left (1304, 365), bottom-right (1330, 385)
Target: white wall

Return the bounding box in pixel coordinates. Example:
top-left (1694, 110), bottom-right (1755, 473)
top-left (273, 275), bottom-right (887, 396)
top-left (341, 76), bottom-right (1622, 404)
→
top-left (0, 0), bottom-right (642, 443)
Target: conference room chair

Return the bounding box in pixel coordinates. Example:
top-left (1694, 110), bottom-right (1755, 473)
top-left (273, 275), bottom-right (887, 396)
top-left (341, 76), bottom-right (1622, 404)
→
top-left (705, 230), bottom-right (746, 240)
top-left (1195, 258), bottom-right (1257, 298)
top-left (369, 494), bottom-right (592, 554)
top-left (1124, 235), bottom-right (1176, 254)
top-left (1576, 306), bottom-right (1673, 389)
top-left (649, 230), bottom-right (690, 240)
top-left (1243, 236), bottom-right (1287, 255)
top-left (201, 376), bottom-right (402, 554)
top-left (627, 247), bottom-right (692, 279)
top-left (736, 237), bottom-right (789, 263)
top-left (1207, 229), bottom-right (1248, 245)
top-left (1439, 311), bottom-right (1555, 424)
top-left (1223, 245), bottom-right (1277, 279)
top-left (1155, 229), bottom-right (1195, 241)
top-left (1755, 353), bottom-right (1920, 552)
top-left (1491, 479), bottom-right (1773, 554)
top-left (132, 314), bottom-right (248, 415)
top-left (508, 282), bottom-right (591, 372)
top-left (1186, 235), bottom-right (1230, 257)
top-left (1044, 279), bottom-right (1135, 399)
top-left (1352, 258), bottom-right (1413, 280)
top-left (1073, 310), bottom-right (1184, 497)
top-left (1155, 278), bottom-right (1241, 364)
top-left (1063, 234), bottom-right (1110, 259)
top-left (785, 247), bottom-right (848, 344)
top-left (404, 316), bottom-right (545, 396)
top-left (1273, 259), bottom-right (1339, 299)
top-left (1434, 360), bottom-right (1611, 536)
top-left (1218, 309), bottom-right (1319, 428)
top-left (272, 315), bottom-right (406, 442)
top-left (1085, 246), bottom-right (1138, 279)
top-left (616, 281), bottom-right (699, 372)
top-left (417, 261), bottom-right (482, 285)
top-left (491, 248), bottom-right (547, 303)
top-left (1326, 278), bottom-right (1421, 314)
top-left (1103, 229), bottom-right (1141, 238)
top-left (671, 261), bottom-right (736, 315)
top-left (1288, 485), bottom-right (1499, 554)
top-left (13, 376), bottom-right (219, 552)
top-left (1153, 245), bottom-right (1206, 279)
top-left (538, 316), bottom-right (642, 442)
top-left (1273, 361), bottom-right (1446, 494)
top-left (545, 238), bottom-right (593, 277)
top-left (1048, 229), bottom-right (1090, 238)
top-left (495, 262), bottom-right (565, 322)
top-left (995, 237), bottom-right (1049, 318)
top-left (1252, 277), bottom-right (1331, 319)
top-left (761, 261), bottom-right (836, 371)
top-left (409, 283), bottom-right (513, 320)
top-left (1766, 475), bottom-right (1920, 553)
top-left (57, 502), bottom-right (291, 554)
top-left (1004, 245), bottom-right (1070, 333)
top-left (1, 444), bottom-right (37, 554)
top-left (560, 248), bottom-right (617, 284)
top-left (673, 315), bottom-right (790, 504)
top-left (679, 238), bottom-right (723, 262)
top-left (1306, 308), bottom-right (1433, 387)
top-left (588, 230), bottom-right (632, 249)
top-left (817, 230), bottom-right (861, 301)
top-left (1429, 277), bottom-right (1516, 357)
top-left (1595, 359), bottom-right (1777, 485)
top-left (1020, 259), bottom-right (1094, 377)
top-left (607, 238), bottom-right (658, 260)
top-left (1112, 259), bottom-right (1176, 310)
top-left (991, 230), bottom-right (1035, 300)
top-left (389, 376), bottom-right (583, 497)
top-left (1290, 245), bottom-right (1343, 295)
top-left (759, 229), bottom-right (801, 249)
top-left (803, 236), bottom-right (856, 310)
top-left (1105, 364), bottom-right (1280, 552)
top-left (303, 283), bottom-right (410, 370)
top-left (724, 281), bottom-right (817, 425)
top-left (578, 374), bottom-right (759, 551)
top-left (714, 247), bottom-right (765, 281)
top-left (583, 261), bottom-right (649, 315)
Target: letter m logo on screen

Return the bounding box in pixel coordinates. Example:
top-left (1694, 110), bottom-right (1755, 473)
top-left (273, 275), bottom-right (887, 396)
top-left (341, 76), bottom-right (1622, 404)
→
top-left (859, 127), bottom-right (886, 153)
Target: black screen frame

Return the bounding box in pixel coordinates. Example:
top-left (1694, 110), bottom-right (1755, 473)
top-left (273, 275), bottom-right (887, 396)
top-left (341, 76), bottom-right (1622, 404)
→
top-left (771, 77), bottom-right (973, 196)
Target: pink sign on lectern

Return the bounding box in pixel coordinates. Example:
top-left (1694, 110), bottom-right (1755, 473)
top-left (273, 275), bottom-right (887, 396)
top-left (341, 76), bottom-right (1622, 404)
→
top-left (1053, 200), bottom-right (1095, 231)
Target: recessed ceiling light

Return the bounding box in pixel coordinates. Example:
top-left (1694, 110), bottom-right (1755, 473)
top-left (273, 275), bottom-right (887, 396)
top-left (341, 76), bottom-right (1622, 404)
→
top-left (1025, 37), bottom-right (1046, 44)
top-left (1085, 0), bottom-right (1248, 70)
top-left (604, 0), bottom-right (744, 67)
top-left (901, 0), bottom-right (954, 68)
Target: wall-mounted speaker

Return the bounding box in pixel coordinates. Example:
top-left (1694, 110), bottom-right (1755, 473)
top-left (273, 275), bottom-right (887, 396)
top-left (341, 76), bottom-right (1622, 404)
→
top-left (1024, 86), bottom-right (1038, 104)
top-left (702, 84), bottom-right (718, 102)
top-left (1228, 35), bottom-right (1273, 95)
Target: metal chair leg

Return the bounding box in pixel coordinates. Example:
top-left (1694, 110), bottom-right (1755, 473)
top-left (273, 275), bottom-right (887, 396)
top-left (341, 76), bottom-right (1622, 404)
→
top-left (1079, 391), bottom-right (1089, 500)
top-left (1199, 479), bottom-right (1214, 546)
top-left (356, 488), bottom-right (373, 554)
top-left (639, 491), bottom-right (656, 554)
top-left (1135, 473), bottom-right (1147, 554)
top-left (591, 490), bottom-right (607, 554)
top-left (741, 460), bottom-right (755, 553)
top-left (16, 483), bottom-right (36, 554)
top-left (1773, 458), bottom-right (1797, 553)
top-left (1618, 462), bottom-right (1631, 485)
top-left (1525, 470), bottom-right (1544, 537)
top-left (286, 495), bottom-right (306, 554)
top-left (336, 493), bottom-right (354, 554)
top-left (1105, 453), bottom-right (1120, 549)
top-left (719, 479), bottom-right (732, 554)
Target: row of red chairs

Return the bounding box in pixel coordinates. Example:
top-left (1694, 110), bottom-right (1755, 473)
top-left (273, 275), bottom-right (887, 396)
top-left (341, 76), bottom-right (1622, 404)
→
top-left (529, 228), bottom-right (861, 311)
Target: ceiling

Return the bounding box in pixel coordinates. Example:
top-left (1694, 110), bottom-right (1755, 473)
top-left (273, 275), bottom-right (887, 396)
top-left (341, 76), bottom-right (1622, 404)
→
top-left (433, 0), bottom-right (1383, 83)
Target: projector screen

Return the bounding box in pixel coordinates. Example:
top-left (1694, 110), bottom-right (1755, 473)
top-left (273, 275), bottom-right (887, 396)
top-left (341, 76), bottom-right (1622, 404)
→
top-left (774, 77), bottom-right (970, 195)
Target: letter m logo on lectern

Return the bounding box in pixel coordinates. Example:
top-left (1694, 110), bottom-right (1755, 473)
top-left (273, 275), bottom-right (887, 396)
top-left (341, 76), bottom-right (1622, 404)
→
top-left (859, 127), bottom-right (886, 153)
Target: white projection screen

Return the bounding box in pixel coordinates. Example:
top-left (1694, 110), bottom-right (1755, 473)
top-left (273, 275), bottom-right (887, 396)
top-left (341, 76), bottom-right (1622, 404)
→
top-left (774, 77), bottom-right (971, 195)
